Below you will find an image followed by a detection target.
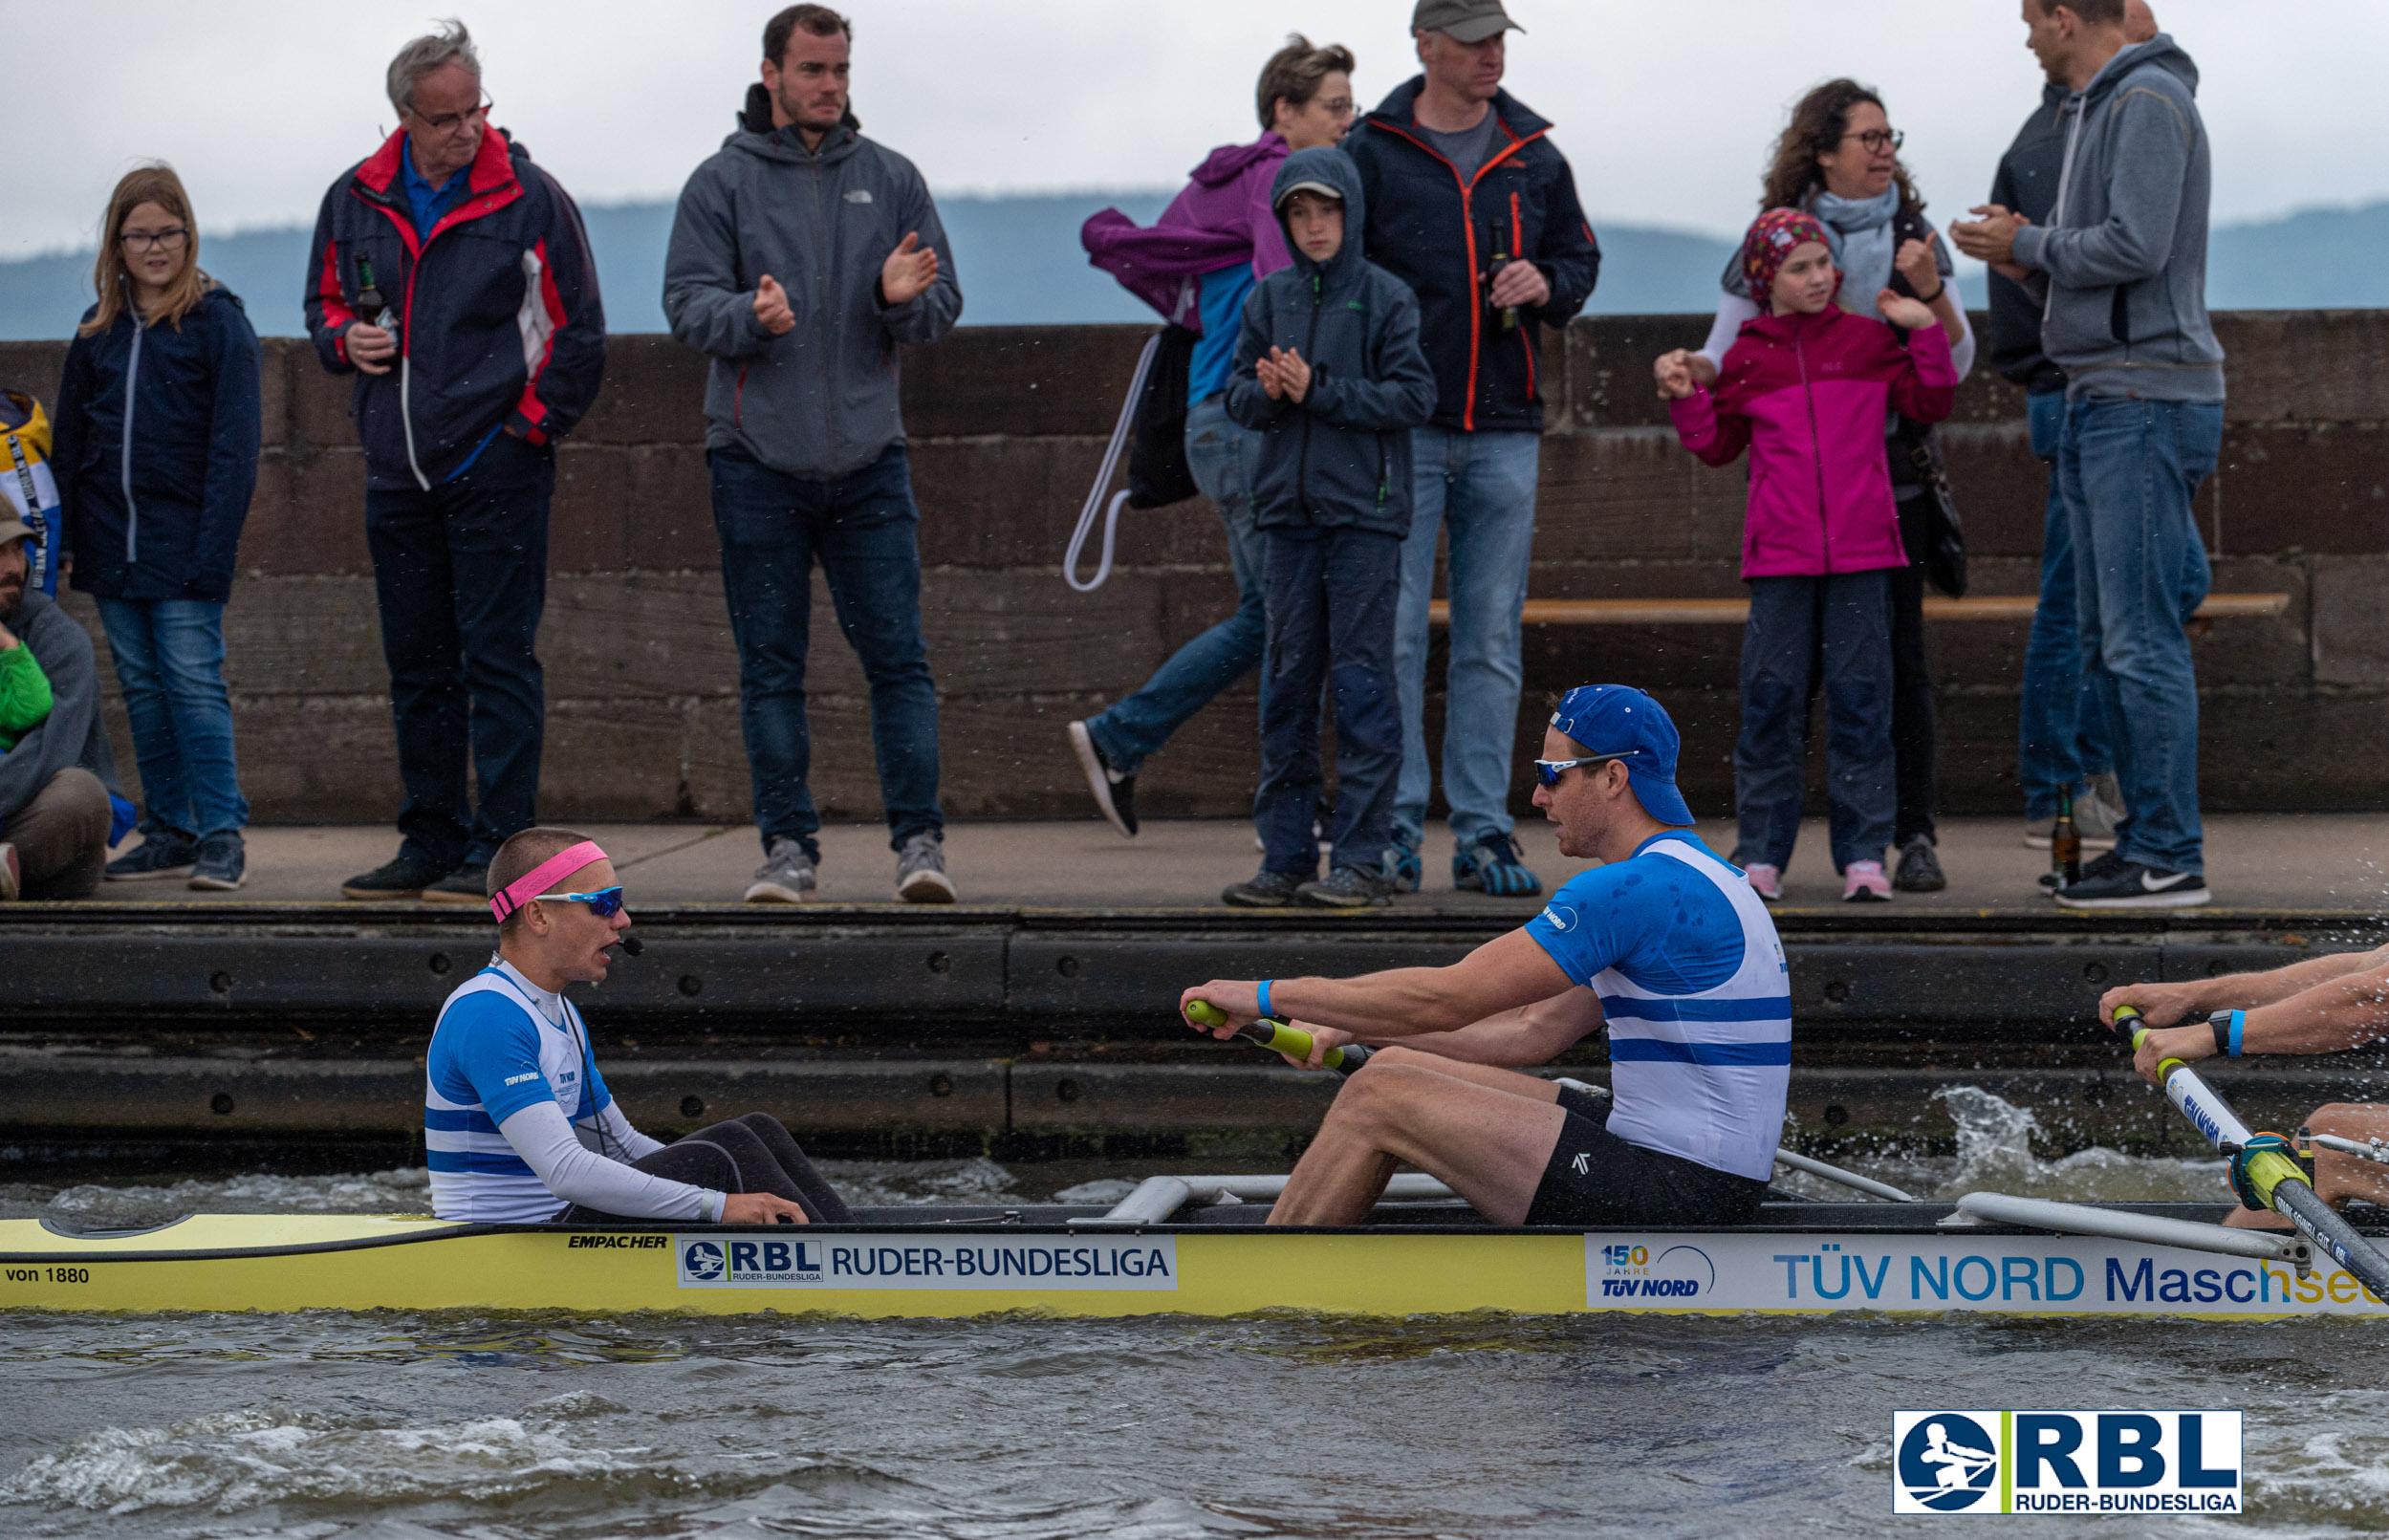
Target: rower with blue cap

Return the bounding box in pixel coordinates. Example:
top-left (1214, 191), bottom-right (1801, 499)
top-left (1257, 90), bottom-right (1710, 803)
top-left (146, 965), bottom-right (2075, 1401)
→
top-left (1181, 684), bottom-right (1792, 1226)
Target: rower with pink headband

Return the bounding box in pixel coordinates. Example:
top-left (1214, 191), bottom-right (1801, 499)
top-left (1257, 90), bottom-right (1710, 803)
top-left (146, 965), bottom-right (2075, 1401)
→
top-left (422, 825), bottom-right (851, 1227)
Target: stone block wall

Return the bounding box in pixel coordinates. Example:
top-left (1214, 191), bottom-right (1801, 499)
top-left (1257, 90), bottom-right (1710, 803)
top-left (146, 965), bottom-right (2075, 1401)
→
top-left (0, 310), bottom-right (2379, 825)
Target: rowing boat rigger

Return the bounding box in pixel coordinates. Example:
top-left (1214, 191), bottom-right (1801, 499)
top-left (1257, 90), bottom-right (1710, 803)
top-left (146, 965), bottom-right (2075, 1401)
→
top-left (3, 1192), bottom-right (2385, 1319)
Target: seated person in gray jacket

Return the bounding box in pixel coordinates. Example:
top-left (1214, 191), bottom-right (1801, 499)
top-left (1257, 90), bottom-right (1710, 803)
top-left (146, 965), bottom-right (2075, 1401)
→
top-left (1221, 147), bottom-right (1437, 912)
top-left (0, 515), bottom-right (127, 900)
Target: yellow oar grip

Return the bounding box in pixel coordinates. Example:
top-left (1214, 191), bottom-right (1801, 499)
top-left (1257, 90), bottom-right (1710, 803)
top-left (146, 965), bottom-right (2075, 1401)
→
top-left (1185, 1000), bottom-right (1349, 1069)
top-left (1185, 1000), bottom-right (1229, 1029)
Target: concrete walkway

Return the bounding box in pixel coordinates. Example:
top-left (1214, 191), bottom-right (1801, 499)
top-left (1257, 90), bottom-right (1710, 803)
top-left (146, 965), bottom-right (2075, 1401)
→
top-left (74, 813), bottom-right (2389, 916)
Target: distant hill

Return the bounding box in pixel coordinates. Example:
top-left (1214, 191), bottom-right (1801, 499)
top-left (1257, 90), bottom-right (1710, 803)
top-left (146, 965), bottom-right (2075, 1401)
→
top-left (3, 193), bottom-right (2379, 341)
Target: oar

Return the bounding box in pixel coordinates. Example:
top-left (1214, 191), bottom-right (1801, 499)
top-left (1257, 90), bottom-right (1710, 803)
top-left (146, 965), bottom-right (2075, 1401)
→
top-left (1184, 999), bottom-right (1373, 1074)
top-left (2112, 1004), bottom-right (2389, 1299)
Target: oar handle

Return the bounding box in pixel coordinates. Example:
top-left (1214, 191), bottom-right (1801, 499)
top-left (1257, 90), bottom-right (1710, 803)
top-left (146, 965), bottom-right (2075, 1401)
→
top-left (1185, 999), bottom-right (1373, 1074)
top-left (2109, 1004), bottom-right (2195, 1080)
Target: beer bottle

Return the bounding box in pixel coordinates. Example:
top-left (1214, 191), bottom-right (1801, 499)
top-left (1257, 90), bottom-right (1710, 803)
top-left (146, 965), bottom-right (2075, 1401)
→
top-left (355, 254), bottom-right (397, 336)
top-left (2051, 785), bottom-right (2082, 887)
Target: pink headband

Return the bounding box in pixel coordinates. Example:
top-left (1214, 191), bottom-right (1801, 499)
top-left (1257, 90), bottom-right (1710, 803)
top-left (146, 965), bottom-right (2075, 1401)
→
top-left (489, 840), bottom-right (609, 923)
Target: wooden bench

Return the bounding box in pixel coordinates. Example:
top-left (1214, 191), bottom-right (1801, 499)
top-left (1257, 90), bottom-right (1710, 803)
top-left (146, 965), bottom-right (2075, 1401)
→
top-left (1427, 594), bottom-right (2291, 625)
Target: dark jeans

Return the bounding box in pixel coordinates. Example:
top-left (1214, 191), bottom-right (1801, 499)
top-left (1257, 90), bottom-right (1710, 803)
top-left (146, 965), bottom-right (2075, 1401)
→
top-left (1736, 572), bottom-right (1897, 874)
top-left (2060, 397), bottom-right (2223, 876)
top-left (1889, 499), bottom-right (1938, 848)
top-left (559, 1113), bottom-right (855, 1225)
top-left (2018, 390), bottom-right (2114, 818)
top-left (364, 432), bottom-right (553, 870)
top-left (710, 445), bottom-right (941, 861)
top-left (1258, 526), bottom-right (1401, 876)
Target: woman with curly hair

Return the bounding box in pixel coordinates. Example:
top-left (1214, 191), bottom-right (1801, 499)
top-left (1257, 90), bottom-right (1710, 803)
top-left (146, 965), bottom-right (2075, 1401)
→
top-left (1659, 79), bottom-right (1973, 899)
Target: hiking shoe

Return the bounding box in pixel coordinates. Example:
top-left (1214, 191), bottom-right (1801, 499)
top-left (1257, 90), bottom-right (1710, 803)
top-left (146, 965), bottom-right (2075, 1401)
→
top-left (340, 850), bottom-right (451, 901)
top-left (1893, 835), bottom-right (1945, 893)
top-left (1842, 860), bottom-right (1892, 902)
top-left (1743, 863), bottom-right (1785, 901)
top-left (187, 832), bottom-right (247, 892)
top-left (1377, 835), bottom-right (1423, 894)
top-left (422, 862), bottom-right (491, 906)
top-left (1297, 866), bottom-right (1391, 909)
top-left (2054, 858), bottom-right (2211, 910)
top-left (106, 833), bottom-right (197, 881)
top-left (745, 837), bottom-right (816, 904)
top-left (0, 842), bottom-right (17, 901)
top-left (896, 831), bottom-right (957, 903)
top-left (1223, 868), bottom-right (1307, 907)
top-left (1068, 721), bottom-right (1137, 838)
top-left (1453, 832), bottom-right (1541, 896)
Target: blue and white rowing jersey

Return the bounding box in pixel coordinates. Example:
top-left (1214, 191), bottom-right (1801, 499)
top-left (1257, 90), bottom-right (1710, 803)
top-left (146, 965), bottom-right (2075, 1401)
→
top-left (1523, 834), bottom-right (1792, 1181)
top-left (424, 960), bottom-right (619, 1222)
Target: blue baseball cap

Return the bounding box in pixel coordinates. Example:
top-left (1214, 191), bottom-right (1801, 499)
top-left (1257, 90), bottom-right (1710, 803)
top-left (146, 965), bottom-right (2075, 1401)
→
top-left (1548, 684), bottom-right (1696, 827)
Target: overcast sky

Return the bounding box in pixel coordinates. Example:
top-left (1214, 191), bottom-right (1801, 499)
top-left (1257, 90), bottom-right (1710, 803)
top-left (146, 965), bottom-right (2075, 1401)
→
top-left (4, 0), bottom-right (2380, 259)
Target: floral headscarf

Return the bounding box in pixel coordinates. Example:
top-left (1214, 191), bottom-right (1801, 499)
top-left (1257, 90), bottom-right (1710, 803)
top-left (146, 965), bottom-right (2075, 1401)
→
top-left (1740, 208), bottom-right (1839, 313)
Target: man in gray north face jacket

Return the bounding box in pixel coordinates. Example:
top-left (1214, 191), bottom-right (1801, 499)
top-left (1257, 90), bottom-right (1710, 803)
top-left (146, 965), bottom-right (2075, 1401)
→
top-left (1953, 3), bottom-right (2223, 912)
top-left (662, 6), bottom-right (963, 908)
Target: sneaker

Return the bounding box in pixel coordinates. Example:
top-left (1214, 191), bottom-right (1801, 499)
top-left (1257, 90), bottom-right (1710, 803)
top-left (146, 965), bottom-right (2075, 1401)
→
top-left (2054, 858), bottom-right (2211, 910)
top-left (422, 862), bottom-right (491, 906)
top-left (187, 832), bottom-right (247, 892)
top-left (0, 842), bottom-right (17, 901)
top-left (106, 833), bottom-right (197, 881)
top-left (1893, 835), bottom-right (1945, 893)
top-left (1377, 835), bottom-right (1423, 895)
top-left (1842, 860), bottom-right (1892, 902)
top-left (896, 831), bottom-right (957, 903)
top-left (1223, 868), bottom-right (1307, 907)
top-left (1297, 866), bottom-right (1392, 909)
top-left (1742, 863), bottom-right (1785, 901)
top-left (340, 850), bottom-right (451, 901)
top-left (1067, 721), bottom-right (1137, 838)
top-left (745, 837), bottom-right (816, 904)
top-left (1453, 832), bottom-right (1541, 897)
top-left (2040, 846), bottom-right (2126, 895)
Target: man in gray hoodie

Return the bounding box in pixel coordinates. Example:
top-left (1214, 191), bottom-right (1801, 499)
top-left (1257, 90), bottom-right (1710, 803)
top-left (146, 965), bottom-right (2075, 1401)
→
top-left (0, 517), bottom-right (126, 900)
top-left (1953, 0), bottom-right (2222, 911)
top-left (663, 4), bottom-right (963, 905)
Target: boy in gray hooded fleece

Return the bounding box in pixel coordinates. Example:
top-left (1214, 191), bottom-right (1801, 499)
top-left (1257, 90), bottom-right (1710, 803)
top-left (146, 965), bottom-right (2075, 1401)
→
top-left (1953, 1), bottom-right (2222, 912)
top-left (662, 5), bottom-right (963, 907)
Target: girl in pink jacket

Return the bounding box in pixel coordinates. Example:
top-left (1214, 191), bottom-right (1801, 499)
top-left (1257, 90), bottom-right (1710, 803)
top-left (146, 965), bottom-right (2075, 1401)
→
top-left (1658, 209), bottom-right (1956, 901)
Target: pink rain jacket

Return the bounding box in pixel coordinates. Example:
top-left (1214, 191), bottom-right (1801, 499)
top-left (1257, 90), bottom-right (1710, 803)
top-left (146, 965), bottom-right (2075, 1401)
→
top-left (1670, 307), bottom-right (1957, 578)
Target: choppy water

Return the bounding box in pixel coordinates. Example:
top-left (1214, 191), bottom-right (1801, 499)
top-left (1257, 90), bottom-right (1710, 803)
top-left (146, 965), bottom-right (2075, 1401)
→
top-left (0, 1090), bottom-right (2378, 1540)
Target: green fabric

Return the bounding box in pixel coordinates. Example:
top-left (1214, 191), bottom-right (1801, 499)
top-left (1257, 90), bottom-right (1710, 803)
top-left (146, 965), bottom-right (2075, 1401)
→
top-left (0, 641), bottom-right (53, 752)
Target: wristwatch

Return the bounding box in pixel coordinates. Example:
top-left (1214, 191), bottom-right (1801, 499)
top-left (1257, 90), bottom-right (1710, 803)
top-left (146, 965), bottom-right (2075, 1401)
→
top-left (2209, 1009), bottom-right (2247, 1057)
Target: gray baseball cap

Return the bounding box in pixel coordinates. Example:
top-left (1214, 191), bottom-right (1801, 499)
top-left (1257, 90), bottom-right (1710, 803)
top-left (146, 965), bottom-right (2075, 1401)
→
top-left (1412, 0), bottom-right (1524, 43)
top-left (0, 516), bottom-right (35, 550)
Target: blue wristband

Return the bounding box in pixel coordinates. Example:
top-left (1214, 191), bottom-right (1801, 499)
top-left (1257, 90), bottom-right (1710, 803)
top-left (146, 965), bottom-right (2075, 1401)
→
top-left (2228, 1009), bottom-right (2246, 1057)
top-left (1257, 979), bottom-right (1274, 1021)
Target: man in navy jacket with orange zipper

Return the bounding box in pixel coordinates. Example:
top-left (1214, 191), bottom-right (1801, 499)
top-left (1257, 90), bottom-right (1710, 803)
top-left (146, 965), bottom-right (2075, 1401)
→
top-left (303, 21), bottom-right (605, 904)
top-left (1345, 0), bottom-right (1597, 900)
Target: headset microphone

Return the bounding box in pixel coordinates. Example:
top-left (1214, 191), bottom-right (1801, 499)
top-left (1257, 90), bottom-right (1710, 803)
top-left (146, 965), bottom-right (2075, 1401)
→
top-left (618, 935), bottom-right (644, 957)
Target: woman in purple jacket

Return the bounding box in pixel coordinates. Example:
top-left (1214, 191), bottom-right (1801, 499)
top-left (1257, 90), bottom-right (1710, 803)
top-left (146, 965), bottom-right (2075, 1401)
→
top-left (1066, 35), bottom-right (1356, 841)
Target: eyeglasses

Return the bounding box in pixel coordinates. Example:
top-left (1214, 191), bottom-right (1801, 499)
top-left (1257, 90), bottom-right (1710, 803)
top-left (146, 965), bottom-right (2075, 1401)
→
top-left (1532, 751), bottom-right (1637, 788)
top-left (119, 228), bottom-right (188, 252)
top-left (1840, 128), bottom-right (1904, 154)
top-left (409, 98), bottom-right (492, 134)
top-left (537, 886), bottom-right (626, 919)
top-left (1313, 97), bottom-right (1356, 119)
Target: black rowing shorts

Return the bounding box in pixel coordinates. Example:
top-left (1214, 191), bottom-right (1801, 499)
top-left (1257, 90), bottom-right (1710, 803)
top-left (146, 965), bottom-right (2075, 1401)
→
top-left (1523, 1086), bottom-right (1769, 1227)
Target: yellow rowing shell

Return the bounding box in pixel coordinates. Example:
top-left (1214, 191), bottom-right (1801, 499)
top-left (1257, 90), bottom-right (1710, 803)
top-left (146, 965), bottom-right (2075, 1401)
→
top-left (6, 1214), bottom-right (2388, 1320)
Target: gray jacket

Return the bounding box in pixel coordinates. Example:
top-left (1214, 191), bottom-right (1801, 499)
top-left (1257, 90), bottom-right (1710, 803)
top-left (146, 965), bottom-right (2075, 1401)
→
top-left (2010, 34), bottom-right (2224, 401)
top-left (662, 89), bottom-right (963, 480)
top-left (0, 591), bottom-right (125, 823)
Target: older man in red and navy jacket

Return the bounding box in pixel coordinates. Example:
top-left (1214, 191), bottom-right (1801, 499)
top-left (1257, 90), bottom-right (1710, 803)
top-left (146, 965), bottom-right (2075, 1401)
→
top-left (303, 21), bottom-right (605, 906)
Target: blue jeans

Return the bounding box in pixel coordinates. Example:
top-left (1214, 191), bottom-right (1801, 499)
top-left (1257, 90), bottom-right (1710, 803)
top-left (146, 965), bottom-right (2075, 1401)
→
top-left (1258, 527), bottom-right (1401, 875)
top-left (94, 596), bottom-right (248, 841)
top-left (2060, 397), bottom-right (2222, 876)
top-left (710, 444), bottom-right (941, 861)
top-left (2018, 390), bottom-right (2114, 819)
top-left (1735, 572), bottom-right (1897, 874)
top-left (1393, 427), bottom-right (1540, 849)
top-left (364, 431), bottom-right (553, 869)
top-left (1084, 394), bottom-right (1266, 773)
